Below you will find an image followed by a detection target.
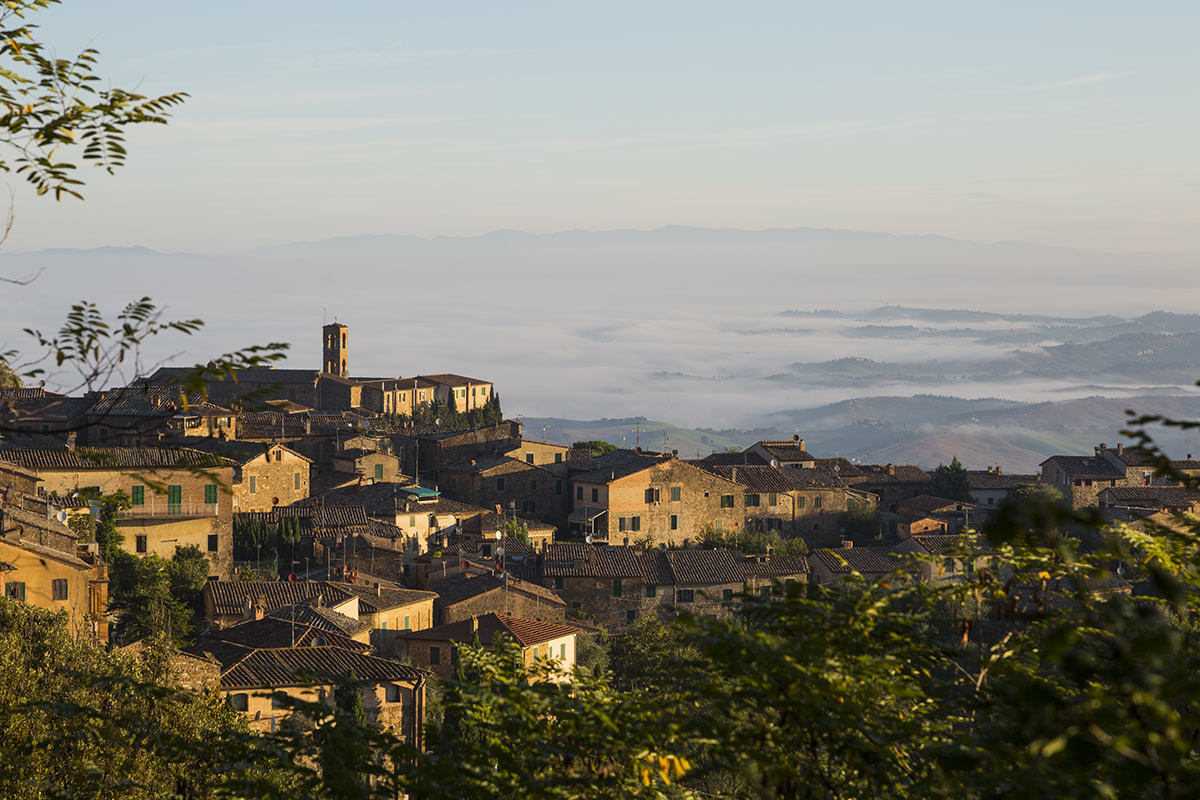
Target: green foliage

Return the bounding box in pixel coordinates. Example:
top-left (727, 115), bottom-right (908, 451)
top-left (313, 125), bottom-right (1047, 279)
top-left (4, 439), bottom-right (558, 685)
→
top-left (65, 510), bottom-right (95, 543)
top-left (841, 499), bottom-right (883, 544)
top-left (108, 546), bottom-right (210, 647)
top-left (0, 1), bottom-right (187, 201)
top-left (926, 454), bottom-right (973, 502)
top-left (503, 518), bottom-right (530, 544)
top-left (695, 525), bottom-right (808, 556)
top-left (573, 439), bottom-right (619, 456)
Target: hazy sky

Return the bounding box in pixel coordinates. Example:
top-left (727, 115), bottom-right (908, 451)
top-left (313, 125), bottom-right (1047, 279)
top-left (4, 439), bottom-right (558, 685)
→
top-left (8, 1), bottom-right (1199, 254)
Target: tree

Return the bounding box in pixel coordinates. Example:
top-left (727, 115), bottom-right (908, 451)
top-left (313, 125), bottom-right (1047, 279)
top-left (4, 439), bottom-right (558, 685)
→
top-left (280, 515), bottom-right (302, 576)
top-left (573, 439), bottom-right (618, 456)
top-left (926, 455), bottom-right (972, 502)
top-left (503, 518), bottom-right (530, 544)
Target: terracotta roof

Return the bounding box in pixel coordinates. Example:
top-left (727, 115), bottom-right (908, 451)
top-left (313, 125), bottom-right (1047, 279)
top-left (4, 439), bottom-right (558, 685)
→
top-left (150, 366), bottom-right (321, 385)
top-left (752, 441), bottom-right (817, 462)
top-left (0, 395), bottom-right (91, 424)
top-left (177, 438), bottom-right (313, 464)
top-left (435, 574), bottom-right (565, 607)
top-left (417, 373), bottom-right (491, 387)
top-left (442, 455), bottom-right (542, 474)
top-left (897, 495), bottom-right (969, 514)
top-left (740, 554), bottom-right (810, 577)
top-left (570, 450), bottom-right (667, 484)
top-left (88, 384), bottom-right (232, 418)
top-left (697, 463), bottom-right (845, 491)
top-left (812, 547), bottom-right (916, 576)
top-left (1100, 486), bottom-right (1200, 508)
top-left (540, 543), bottom-right (671, 583)
top-left (221, 646), bottom-right (427, 689)
top-left (205, 581), bottom-right (356, 617)
top-left (400, 612), bottom-right (578, 647)
top-left (1171, 459), bottom-right (1200, 471)
top-left (194, 615), bottom-right (369, 654)
top-left (331, 582), bottom-right (438, 614)
top-left (0, 446), bottom-right (236, 470)
top-left (464, 511), bottom-right (556, 536)
top-left (694, 451), bottom-right (769, 467)
top-left (664, 549), bottom-right (745, 585)
top-left (363, 518), bottom-right (405, 540)
top-left (0, 386), bottom-right (54, 399)
top-left (240, 505), bottom-right (369, 533)
top-left (857, 464), bottom-right (930, 484)
top-left (966, 471), bottom-right (1041, 491)
top-left (265, 604), bottom-right (372, 637)
top-left (1039, 455), bottom-right (1126, 479)
top-left (907, 534), bottom-right (999, 556)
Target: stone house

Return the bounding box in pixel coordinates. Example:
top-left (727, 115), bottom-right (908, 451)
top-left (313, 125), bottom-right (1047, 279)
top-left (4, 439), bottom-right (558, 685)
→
top-left (966, 468), bottom-right (1041, 509)
top-left (809, 545), bottom-right (918, 586)
top-left (321, 483), bottom-right (488, 555)
top-left (0, 392), bottom-right (92, 448)
top-left (0, 504), bottom-right (109, 642)
top-left (332, 447), bottom-right (403, 484)
top-left (890, 533), bottom-right (998, 585)
top-left (463, 510), bottom-right (556, 551)
top-left (856, 464), bottom-right (930, 513)
top-left (83, 384), bottom-right (238, 446)
top-left (740, 554), bottom-right (810, 598)
top-left (418, 374), bottom-right (495, 413)
top-left (185, 625), bottom-right (428, 741)
top-left (399, 613), bottom-right (580, 681)
top-left (896, 515), bottom-right (948, 538)
top-left (501, 440), bottom-right (572, 474)
top-left (439, 456), bottom-right (565, 525)
top-left (177, 439), bottom-right (313, 512)
top-left (434, 573), bottom-right (567, 625)
top-left (745, 437), bottom-right (818, 468)
top-left (399, 421), bottom-right (523, 484)
top-left (1041, 443), bottom-right (1156, 509)
top-left (567, 450), bottom-right (744, 546)
top-left (691, 463), bottom-right (878, 544)
top-left (0, 446), bottom-right (237, 578)
top-left (895, 495), bottom-right (987, 534)
top-left (1097, 486), bottom-right (1200, 522)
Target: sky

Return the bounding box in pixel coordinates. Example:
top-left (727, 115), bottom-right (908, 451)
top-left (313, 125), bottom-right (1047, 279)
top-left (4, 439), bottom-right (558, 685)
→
top-left (6, 0), bottom-right (1199, 254)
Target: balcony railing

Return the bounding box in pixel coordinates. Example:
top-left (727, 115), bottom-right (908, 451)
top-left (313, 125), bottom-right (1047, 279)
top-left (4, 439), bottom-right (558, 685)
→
top-left (120, 501), bottom-right (219, 519)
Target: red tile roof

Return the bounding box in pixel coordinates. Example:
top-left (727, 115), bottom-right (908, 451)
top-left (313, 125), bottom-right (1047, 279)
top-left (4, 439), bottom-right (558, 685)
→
top-left (399, 612), bottom-right (579, 647)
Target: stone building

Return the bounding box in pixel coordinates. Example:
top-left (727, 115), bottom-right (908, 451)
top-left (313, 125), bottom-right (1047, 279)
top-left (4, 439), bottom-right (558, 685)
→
top-left (895, 495), bottom-right (988, 534)
top-left (177, 439), bottom-right (313, 512)
top-left (856, 465), bottom-right (931, 513)
top-left (965, 468), bottom-right (1041, 509)
top-left (745, 437), bottom-right (818, 468)
top-left (399, 613), bottom-right (580, 681)
top-left (439, 456), bottom-right (565, 526)
top-left (434, 573), bottom-right (566, 625)
top-left (418, 374), bottom-right (495, 413)
top-left (810, 545), bottom-right (919, 586)
top-left (0, 445), bottom-right (237, 578)
top-left (567, 450), bottom-right (744, 546)
top-left (1041, 443), bottom-right (1155, 510)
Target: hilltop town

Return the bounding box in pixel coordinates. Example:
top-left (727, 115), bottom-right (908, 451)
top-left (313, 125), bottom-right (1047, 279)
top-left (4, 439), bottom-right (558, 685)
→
top-left (2, 319), bottom-right (1198, 743)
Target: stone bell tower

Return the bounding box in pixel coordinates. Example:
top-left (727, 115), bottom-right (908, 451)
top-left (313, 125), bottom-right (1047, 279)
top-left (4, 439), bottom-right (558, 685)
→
top-left (322, 322), bottom-right (349, 378)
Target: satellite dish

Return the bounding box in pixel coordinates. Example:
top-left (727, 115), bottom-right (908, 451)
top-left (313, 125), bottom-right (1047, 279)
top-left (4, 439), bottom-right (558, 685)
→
top-left (585, 535), bottom-right (595, 544)
top-left (770, 459), bottom-right (780, 468)
top-left (434, 417), bottom-right (442, 426)
top-left (55, 510), bottom-right (67, 523)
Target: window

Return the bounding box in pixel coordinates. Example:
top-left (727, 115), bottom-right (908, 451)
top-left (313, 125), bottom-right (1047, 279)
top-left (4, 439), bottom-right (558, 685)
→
top-left (230, 693), bottom-right (249, 712)
top-left (5, 582), bottom-right (24, 602)
top-left (294, 472), bottom-right (302, 490)
top-left (51, 579), bottom-right (68, 601)
top-left (814, 495), bottom-right (822, 509)
top-left (768, 492), bottom-right (778, 507)
top-left (618, 517), bottom-right (628, 533)
top-left (670, 514), bottom-right (678, 530)
top-left (271, 693), bottom-right (288, 710)
top-left (531, 646), bottom-right (539, 662)
top-left (645, 584), bottom-right (657, 598)
top-left (745, 494), bottom-right (760, 507)
top-left (677, 589), bottom-right (695, 603)
top-left (409, 515), bottom-right (417, 527)
top-left (136, 535), bottom-right (148, 554)
top-left (523, 501), bottom-right (535, 513)
top-left (385, 684), bottom-right (401, 702)
top-left (591, 488), bottom-right (599, 502)
top-left (374, 463), bottom-right (384, 481)
top-left (555, 479), bottom-right (563, 496)
top-left (796, 496), bottom-right (806, 509)
top-left (571, 601), bottom-right (581, 610)
top-left (249, 476), bottom-right (257, 494)
top-left (555, 453), bottom-right (563, 464)
top-left (554, 576), bottom-right (564, 589)
top-left (167, 485), bottom-right (182, 515)
top-left (382, 621), bottom-right (388, 631)
top-left (530, 479), bottom-right (537, 491)
top-left (496, 477), bottom-right (506, 491)
top-left (274, 450), bottom-right (283, 462)
top-left (626, 609), bottom-right (637, 624)
top-left (404, 615), bottom-right (410, 630)
top-left (576, 486), bottom-right (583, 501)
top-left (205, 484), bottom-right (218, 505)
top-left (714, 520), bottom-right (723, 532)
top-left (767, 519), bottom-right (782, 532)
top-left (670, 486), bottom-right (681, 502)
top-left (560, 643), bottom-right (566, 659)
top-left (645, 488), bottom-right (660, 504)
top-left (613, 579), bottom-right (623, 597)
top-left (720, 494), bottom-right (735, 508)
top-left (429, 647), bottom-right (441, 665)
top-left (207, 534), bottom-right (219, 552)
top-left (722, 589), bottom-right (734, 603)
top-left (131, 485), bottom-right (145, 506)
top-left (525, 453), bottom-right (534, 464)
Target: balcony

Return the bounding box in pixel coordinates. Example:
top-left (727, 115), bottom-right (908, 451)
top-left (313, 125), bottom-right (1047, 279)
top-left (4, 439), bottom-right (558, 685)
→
top-left (120, 501), bottom-right (219, 519)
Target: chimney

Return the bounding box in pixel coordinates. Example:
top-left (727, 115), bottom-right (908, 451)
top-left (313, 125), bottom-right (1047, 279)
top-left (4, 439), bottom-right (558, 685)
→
top-left (635, 446), bottom-right (642, 454)
top-left (66, 432), bottom-right (76, 450)
top-left (887, 464), bottom-right (895, 476)
top-left (1117, 443), bottom-right (1124, 456)
top-left (375, 582), bottom-right (381, 596)
top-left (996, 466), bottom-right (1002, 475)
top-left (840, 539), bottom-right (853, 549)
top-left (253, 594), bottom-right (266, 621)
top-left (798, 439), bottom-right (805, 451)
top-left (792, 434), bottom-right (799, 443)
top-left (471, 615), bottom-right (479, 633)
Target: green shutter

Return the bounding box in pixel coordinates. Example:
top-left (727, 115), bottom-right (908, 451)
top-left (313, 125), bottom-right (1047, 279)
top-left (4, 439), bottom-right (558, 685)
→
top-left (613, 579), bottom-right (622, 597)
top-left (167, 485), bottom-right (182, 515)
top-left (375, 463), bottom-right (383, 480)
top-left (131, 485), bottom-right (144, 506)
top-left (205, 484), bottom-right (218, 504)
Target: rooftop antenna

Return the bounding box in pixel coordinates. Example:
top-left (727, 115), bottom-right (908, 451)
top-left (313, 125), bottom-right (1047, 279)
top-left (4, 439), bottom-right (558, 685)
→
top-left (323, 307), bottom-right (327, 325)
